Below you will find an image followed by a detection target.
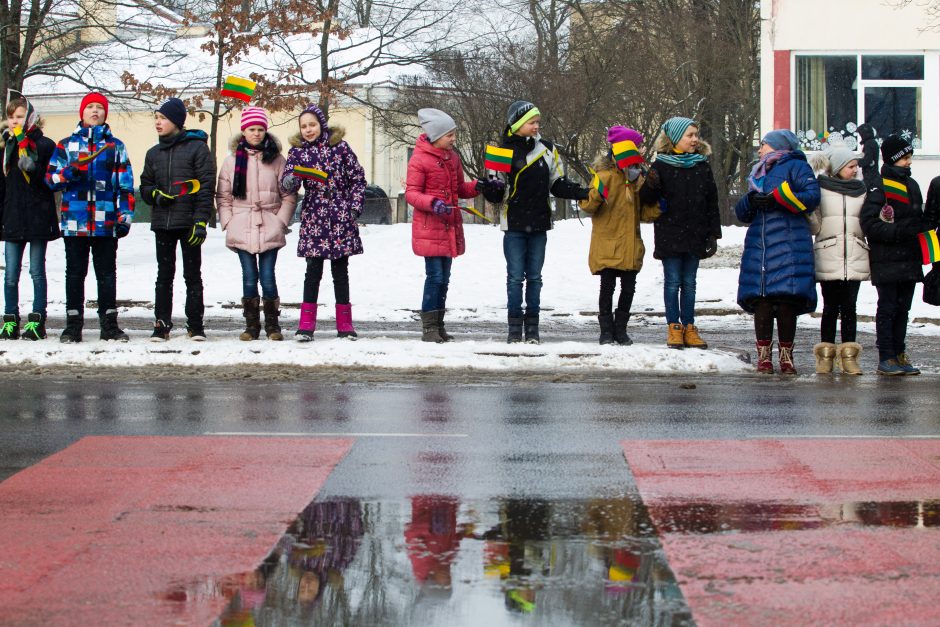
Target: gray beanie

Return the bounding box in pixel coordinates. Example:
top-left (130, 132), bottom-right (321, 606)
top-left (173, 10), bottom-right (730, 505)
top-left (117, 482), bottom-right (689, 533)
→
top-left (418, 108), bottom-right (456, 143)
top-left (828, 146), bottom-right (861, 176)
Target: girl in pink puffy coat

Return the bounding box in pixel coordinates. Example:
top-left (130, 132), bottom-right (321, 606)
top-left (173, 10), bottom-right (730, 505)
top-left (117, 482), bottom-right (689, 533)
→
top-left (405, 108), bottom-right (489, 343)
top-left (217, 107), bottom-right (297, 341)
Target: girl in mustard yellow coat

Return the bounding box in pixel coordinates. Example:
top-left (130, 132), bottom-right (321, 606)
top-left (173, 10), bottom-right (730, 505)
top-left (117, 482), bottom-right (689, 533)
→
top-left (580, 126), bottom-right (661, 345)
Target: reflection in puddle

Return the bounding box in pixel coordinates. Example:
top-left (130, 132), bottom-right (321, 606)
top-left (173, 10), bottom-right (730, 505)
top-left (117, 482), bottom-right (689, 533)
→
top-left (198, 496), bottom-right (694, 626)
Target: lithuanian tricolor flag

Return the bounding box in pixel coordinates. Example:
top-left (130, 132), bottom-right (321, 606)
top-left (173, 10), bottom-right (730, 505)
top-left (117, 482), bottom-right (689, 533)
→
top-left (883, 178), bottom-right (910, 204)
top-left (11, 125), bottom-right (29, 182)
top-left (173, 179), bottom-right (201, 196)
top-left (771, 180), bottom-right (808, 214)
top-left (918, 229), bottom-right (940, 264)
top-left (484, 145), bottom-right (513, 173)
top-left (612, 140), bottom-right (643, 169)
top-left (590, 168), bottom-right (608, 199)
top-left (294, 165), bottom-right (328, 183)
top-left (220, 76), bottom-right (256, 103)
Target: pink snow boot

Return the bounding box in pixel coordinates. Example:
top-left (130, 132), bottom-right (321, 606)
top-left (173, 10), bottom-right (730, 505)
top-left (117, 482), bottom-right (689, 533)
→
top-left (336, 303), bottom-right (357, 339)
top-left (296, 302), bottom-right (317, 342)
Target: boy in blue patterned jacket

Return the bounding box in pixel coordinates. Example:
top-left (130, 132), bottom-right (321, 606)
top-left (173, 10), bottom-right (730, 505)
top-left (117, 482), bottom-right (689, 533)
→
top-left (46, 92), bottom-right (134, 343)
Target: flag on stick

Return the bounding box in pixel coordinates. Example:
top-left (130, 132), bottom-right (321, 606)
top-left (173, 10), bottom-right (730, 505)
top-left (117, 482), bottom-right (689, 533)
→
top-left (918, 230), bottom-right (940, 265)
top-left (74, 142), bottom-right (116, 166)
top-left (460, 205), bottom-right (493, 223)
top-left (293, 165), bottom-right (328, 183)
top-left (173, 179), bottom-right (201, 196)
top-left (220, 76), bottom-right (256, 103)
top-left (590, 168), bottom-right (608, 199)
top-left (883, 178), bottom-right (910, 205)
top-left (484, 145), bottom-right (513, 173)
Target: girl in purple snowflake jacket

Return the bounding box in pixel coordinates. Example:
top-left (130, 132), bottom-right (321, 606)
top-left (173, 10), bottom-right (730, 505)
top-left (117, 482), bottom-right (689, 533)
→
top-left (281, 104), bottom-right (366, 341)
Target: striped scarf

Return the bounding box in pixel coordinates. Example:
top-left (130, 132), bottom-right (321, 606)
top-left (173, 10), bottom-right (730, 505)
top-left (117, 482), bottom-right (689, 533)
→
top-left (655, 150), bottom-right (708, 169)
top-left (3, 100), bottom-right (39, 180)
top-left (747, 149), bottom-right (790, 192)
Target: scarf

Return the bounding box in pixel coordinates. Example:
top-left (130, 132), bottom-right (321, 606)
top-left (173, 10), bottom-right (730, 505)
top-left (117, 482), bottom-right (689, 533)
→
top-left (655, 149), bottom-right (707, 169)
top-left (817, 175), bottom-right (866, 198)
top-left (3, 100), bottom-right (39, 181)
top-left (232, 135), bottom-right (280, 199)
top-left (747, 149), bottom-right (790, 192)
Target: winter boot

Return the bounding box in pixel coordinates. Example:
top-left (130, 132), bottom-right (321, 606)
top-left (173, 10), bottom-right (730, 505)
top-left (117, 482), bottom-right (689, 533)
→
top-left (263, 298), bottom-right (283, 341)
top-left (877, 358), bottom-right (905, 375)
top-left (683, 324), bottom-right (708, 349)
top-left (524, 313), bottom-right (540, 344)
top-left (813, 342), bottom-right (837, 374)
top-left (21, 313), bottom-right (46, 341)
top-left (598, 313), bottom-right (615, 345)
top-left (0, 314), bottom-right (20, 340)
top-left (60, 311), bottom-right (83, 343)
top-left (335, 303), bottom-right (357, 339)
top-left (99, 309), bottom-right (129, 342)
top-left (421, 310), bottom-right (444, 343)
top-left (437, 310), bottom-right (454, 342)
top-left (507, 316), bottom-right (523, 343)
top-left (666, 323), bottom-right (684, 348)
top-left (187, 322), bottom-right (206, 342)
top-left (239, 297), bottom-right (261, 341)
top-left (897, 352), bottom-right (921, 375)
top-left (778, 341), bottom-right (797, 375)
top-left (756, 340), bottom-right (774, 374)
top-left (296, 302), bottom-right (317, 342)
top-left (613, 310), bottom-right (632, 346)
top-left (837, 342), bottom-right (863, 375)
top-left (150, 319), bottom-right (172, 342)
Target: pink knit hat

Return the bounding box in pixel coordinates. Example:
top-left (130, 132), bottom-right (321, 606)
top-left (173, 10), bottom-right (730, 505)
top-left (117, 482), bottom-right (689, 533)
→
top-left (607, 125), bottom-right (644, 146)
top-left (240, 106), bottom-right (268, 131)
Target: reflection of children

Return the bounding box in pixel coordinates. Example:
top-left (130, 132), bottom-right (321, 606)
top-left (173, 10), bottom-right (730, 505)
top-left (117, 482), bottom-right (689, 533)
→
top-left (404, 495), bottom-right (464, 588)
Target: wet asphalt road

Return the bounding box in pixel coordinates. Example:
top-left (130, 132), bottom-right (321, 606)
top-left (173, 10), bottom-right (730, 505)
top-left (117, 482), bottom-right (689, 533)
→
top-left (2, 319), bottom-right (939, 626)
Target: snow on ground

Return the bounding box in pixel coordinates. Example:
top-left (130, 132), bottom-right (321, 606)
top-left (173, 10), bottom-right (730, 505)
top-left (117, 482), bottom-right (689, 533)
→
top-left (2, 219), bottom-right (938, 373)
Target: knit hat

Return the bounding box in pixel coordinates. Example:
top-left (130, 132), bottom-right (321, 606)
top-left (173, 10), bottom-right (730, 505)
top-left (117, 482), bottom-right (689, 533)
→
top-left (881, 134), bottom-right (914, 164)
top-left (607, 126), bottom-right (644, 146)
top-left (661, 117), bottom-right (696, 145)
top-left (827, 146), bottom-right (861, 176)
top-left (507, 100), bottom-right (540, 133)
top-left (240, 106), bottom-right (269, 131)
top-left (761, 129), bottom-right (801, 152)
top-left (417, 108), bottom-right (456, 143)
top-left (156, 97), bottom-right (187, 130)
top-left (79, 92), bottom-right (109, 121)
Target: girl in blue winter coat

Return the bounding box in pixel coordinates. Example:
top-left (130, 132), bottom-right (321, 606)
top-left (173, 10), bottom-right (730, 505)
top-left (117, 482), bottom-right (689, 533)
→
top-left (736, 130), bottom-right (820, 374)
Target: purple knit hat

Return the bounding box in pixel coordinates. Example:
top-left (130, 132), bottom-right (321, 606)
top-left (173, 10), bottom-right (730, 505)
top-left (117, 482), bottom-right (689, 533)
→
top-left (607, 125), bottom-right (644, 146)
top-left (300, 103), bottom-right (328, 139)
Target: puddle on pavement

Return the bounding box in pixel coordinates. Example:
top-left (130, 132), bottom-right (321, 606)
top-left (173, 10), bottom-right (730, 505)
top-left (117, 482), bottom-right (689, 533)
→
top-left (172, 496), bottom-right (694, 626)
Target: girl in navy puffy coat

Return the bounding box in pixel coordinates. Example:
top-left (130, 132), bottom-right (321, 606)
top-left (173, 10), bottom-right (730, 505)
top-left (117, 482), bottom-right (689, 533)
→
top-left (736, 130), bottom-right (820, 374)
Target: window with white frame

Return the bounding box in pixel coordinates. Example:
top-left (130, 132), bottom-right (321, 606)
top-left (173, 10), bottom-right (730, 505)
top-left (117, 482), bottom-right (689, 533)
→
top-left (794, 54), bottom-right (926, 151)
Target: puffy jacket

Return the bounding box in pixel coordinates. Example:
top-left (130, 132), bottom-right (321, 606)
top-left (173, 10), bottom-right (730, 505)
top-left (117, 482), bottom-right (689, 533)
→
top-left (860, 165), bottom-right (931, 285)
top-left (216, 134), bottom-right (296, 254)
top-left (809, 177), bottom-right (870, 281)
top-left (140, 129), bottom-right (216, 231)
top-left (46, 123), bottom-right (135, 237)
top-left (579, 158), bottom-right (661, 274)
top-left (0, 125), bottom-right (59, 242)
top-left (735, 151), bottom-right (820, 314)
top-left (405, 134), bottom-right (478, 258)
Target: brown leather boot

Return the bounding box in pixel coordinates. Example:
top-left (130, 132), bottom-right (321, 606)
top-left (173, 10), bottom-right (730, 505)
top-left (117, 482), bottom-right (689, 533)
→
top-left (239, 297), bottom-right (261, 341)
top-left (756, 340), bottom-right (773, 374)
top-left (683, 324), bottom-right (708, 349)
top-left (666, 323), bottom-right (684, 349)
top-left (262, 298), bottom-right (283, 341)
top-left (779, 341), bottom-right (797, 375)
top-left (421, 310), bottom-right (444, 343)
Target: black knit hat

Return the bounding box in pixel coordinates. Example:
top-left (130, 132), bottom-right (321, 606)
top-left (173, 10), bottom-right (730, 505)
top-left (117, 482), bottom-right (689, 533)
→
top-left (881, 134), bottom-right (913, 164)
top-left (507, 100), bottom-right (537, 126)
top-left (156, 97), bottom-right (187, 130)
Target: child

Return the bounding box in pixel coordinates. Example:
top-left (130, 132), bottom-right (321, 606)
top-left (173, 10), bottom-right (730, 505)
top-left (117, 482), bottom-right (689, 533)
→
top-left (217, 107), bottom-right (297, 341)
top-left (281, 103), bottom-right (365, 341)
top-left (1, 97), bottom-right (59, 340)
top-left (404, 108), bottom-right (487, 342)
top-left (579, 126), bottom-right (660, 345)
top-left (638, 117), bottom-right (721, 349)
top-left (856, 124), bottom-right (880, 189)
top-left (735, 129), bottom-right (820, 374)
top-left (860, 135), bottom-right (932, 375)
top-left (139, 97), bottom-right (216, 342)
top-left (480, 100), bottom-right (589, 344)
top-left (45, 92), bottom-right (134, 343)
top-left (808, 146), bottom-right (869, 374)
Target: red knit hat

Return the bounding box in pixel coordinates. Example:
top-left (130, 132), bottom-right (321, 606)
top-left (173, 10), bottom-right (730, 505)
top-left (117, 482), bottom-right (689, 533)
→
top-left (80, 92), bottom-right (109, 121)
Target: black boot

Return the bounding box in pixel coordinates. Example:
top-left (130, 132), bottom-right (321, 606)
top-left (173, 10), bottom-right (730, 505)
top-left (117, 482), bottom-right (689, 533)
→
top-left (240, 297), bottom-right (261, 341)
top-left (60, 311), bottom-right (83, 343)
top-left (507, 316), bottom-right (523, 344)
top-left (421, 310), bottom-right (444, 343)
top-left (99, 309), bottom-right (129, 342)
top-left (262, 298), bottom-right (283, 341)
top-left (21, 313), bottom-right (46, 341)
top-left (524, 313), bottom-right (540, 344)
top-left (614, 310), bottom-right (632, 346)
top-left (0, 314), bottom-right (20, 340)
top-left (598, 313), bottom-right (615, 345)
top-left (437, 310), bottom-right (454, 342)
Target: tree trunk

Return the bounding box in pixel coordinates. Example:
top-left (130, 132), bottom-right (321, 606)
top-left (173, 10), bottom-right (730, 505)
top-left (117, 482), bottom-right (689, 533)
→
top-left (318, 0), bottom-right (340, 116)
top-left (210, 31), bottom-right (225, 160)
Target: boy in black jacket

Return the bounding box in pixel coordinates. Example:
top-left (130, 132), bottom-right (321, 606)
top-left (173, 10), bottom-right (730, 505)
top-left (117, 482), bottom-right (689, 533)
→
top-left (139, 98), bottom-right (216, 341)
top-left (481, 101), bottom-right (588, 344)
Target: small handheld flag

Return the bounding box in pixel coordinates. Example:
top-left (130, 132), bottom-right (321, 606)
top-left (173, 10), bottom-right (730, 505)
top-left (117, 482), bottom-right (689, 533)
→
top-left (220, 76), bottom-right (256, 103)
top-left (919, 230), bottom-right (940, 265)
top-left (460, 205), bottom-right (493, 223)
top-left (173, 179), bottom-right (201, 196)
top-left (484, 145), bottom-right (513, 173)
top-left (611, 140), bottom-right (643, 169)
top-left (883, 178), bottom-right (910, 205)
top-left (11, 125), bottom-right (30, 182)
top-left (772, 181), bottom-right (808, 214)
top-left (74, 142), bottom-right (116, 167)
top-left (293, 165), bottom-right (328, 184)
top-left (590, 168), bottom-right (608, 199)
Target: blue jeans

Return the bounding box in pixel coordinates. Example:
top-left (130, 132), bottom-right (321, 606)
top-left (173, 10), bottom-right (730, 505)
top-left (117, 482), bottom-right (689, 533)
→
top-left (503, 231), bottom-right (547, 318)
top-left (4, 240), bottom-right (48, 316)
top-left (237, 249), bottom-right (279, 299)
top-left (422, 256), bottom-right (452, 312)
top-left (662, 254), bottom-right (699, 325)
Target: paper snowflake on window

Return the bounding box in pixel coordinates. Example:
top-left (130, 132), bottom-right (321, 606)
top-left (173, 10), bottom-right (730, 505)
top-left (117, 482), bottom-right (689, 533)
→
top-left (901, 129), bottom-right (913, 141)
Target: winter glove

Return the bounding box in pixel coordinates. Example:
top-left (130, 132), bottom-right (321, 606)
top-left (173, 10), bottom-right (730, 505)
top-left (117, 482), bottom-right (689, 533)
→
top-left (187, 221), bottom-right (207, 246)
top-left (281, 173), bottom-right (300, 193)
top-left (431, 199), bottom-right (452, 215)
top-left (17, 155), bottom-right (35, 173)
top-left (62, 165), bottom-right (83, 181)
top-left (151, 189), bottom-right (176, 207)
top-left (703, 236), bottom-right (718, 259)
top-left (574, 187), bottom-right (590, 201)
top-left (115, 215), bottom-right (130, 239)
top-left (475, 177), bottom-right (506, 196)
top-left (880, 203), bottom-right (895, 223)
top-left (644, 167), bottom-right (662, 192)
top-left (750, 192), bottom-right (777, 211)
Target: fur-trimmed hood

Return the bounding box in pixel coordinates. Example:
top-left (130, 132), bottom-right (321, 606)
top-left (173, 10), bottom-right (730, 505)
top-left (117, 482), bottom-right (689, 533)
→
top-left (289, 126), bottom-right (345, 148)
top-left (651, 130), bottom-right (711, 157)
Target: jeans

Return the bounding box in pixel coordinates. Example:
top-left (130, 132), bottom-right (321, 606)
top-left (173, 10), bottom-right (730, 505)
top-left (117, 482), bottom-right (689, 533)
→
top-left (662, 254), bottom-right (700, 325)
top-left (64, 237), bottom-right (117, 316)
top-left (154, 229), bottom-right (203, 326)
top-left (599, 269), bottom-right (637, 316)
top-left (4, 240), bottom-right (48, 316)
top-left (303, 256), bottom-right (350, 304)
top-left (874, 281), bottom-right (916, 361)
top-left (237, 248), bottom-right (279, 299)
top-left (819, 280), bottom-right (861, 343)
top-left (503, 231), bottom-right (547, 318)
top-left (422, 256), bottom-right (453, 312)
